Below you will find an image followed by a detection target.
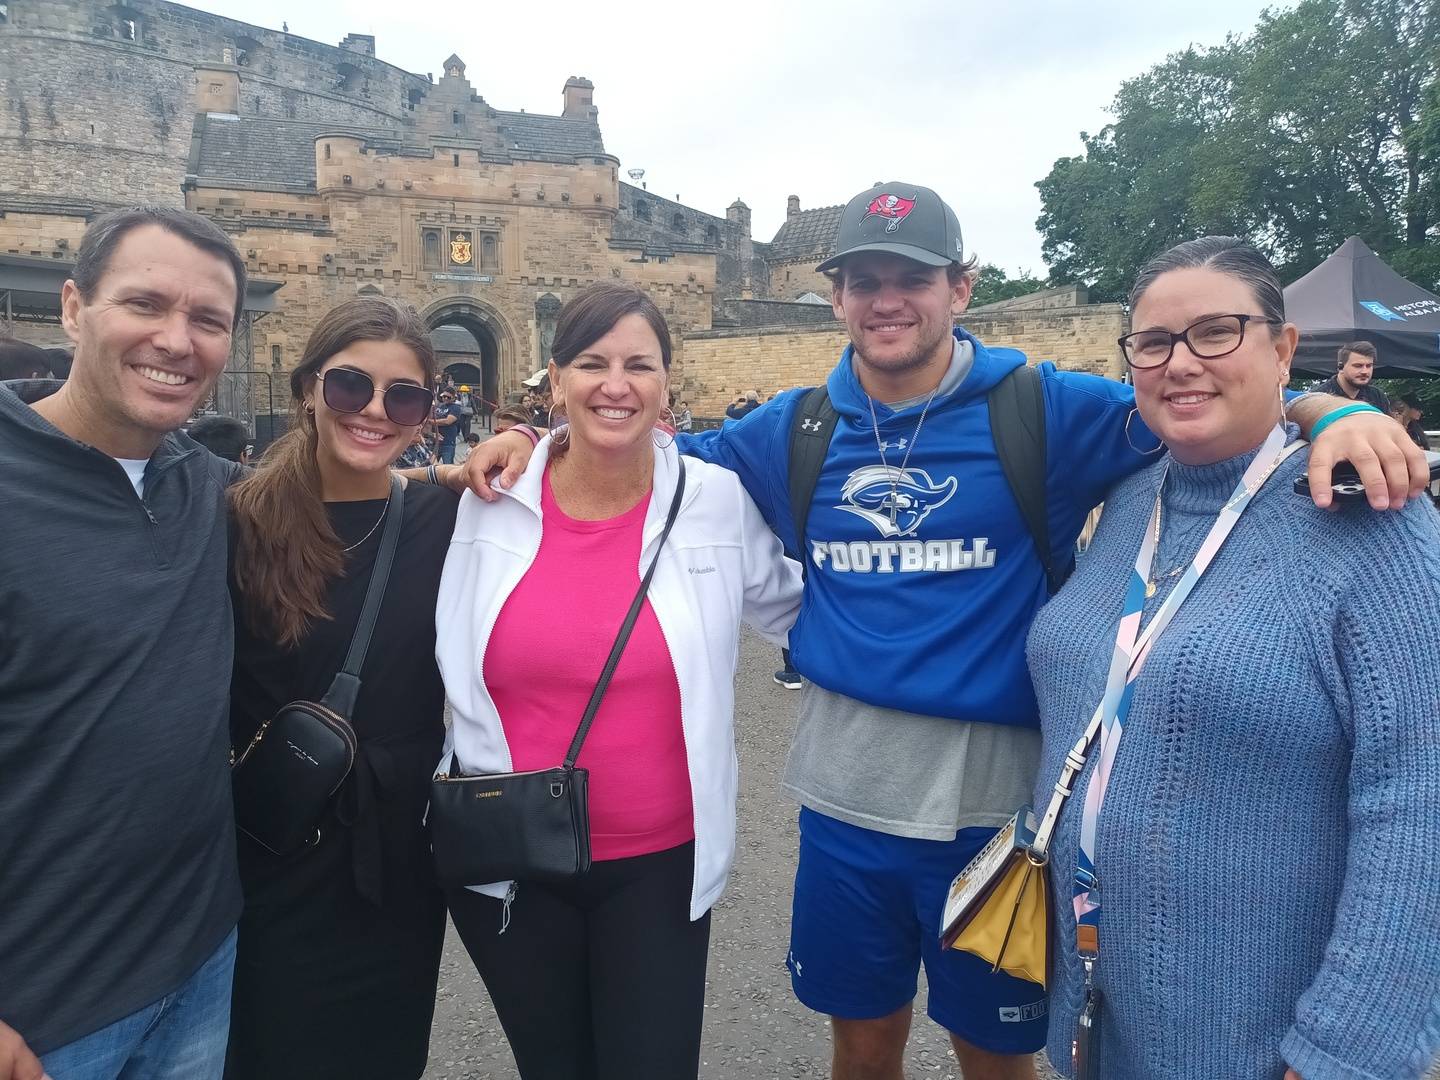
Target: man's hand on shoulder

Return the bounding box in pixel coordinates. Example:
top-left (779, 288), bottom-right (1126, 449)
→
top-left (1297, 395), bottom-right (1429, 510)
top-left (0, 1021), bottom-right (45, 1080)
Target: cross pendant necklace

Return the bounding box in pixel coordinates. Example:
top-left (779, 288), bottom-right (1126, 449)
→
top-left (867, 383), bottom-right (941, 528)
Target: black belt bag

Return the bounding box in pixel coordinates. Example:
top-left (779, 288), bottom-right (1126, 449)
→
top-left (231, 476), bottom-right (406, 856)
top-left (429, 461), bottom-right (685, 888)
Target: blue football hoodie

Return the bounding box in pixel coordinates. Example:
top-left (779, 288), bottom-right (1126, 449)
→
top-left (679, 328), bottom-right (1153, 728)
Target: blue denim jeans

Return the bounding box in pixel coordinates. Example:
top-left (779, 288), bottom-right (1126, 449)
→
top-left (439, 440), bottom-right (457, 464)
top-left (41, 928), bottom-right (236, 1080)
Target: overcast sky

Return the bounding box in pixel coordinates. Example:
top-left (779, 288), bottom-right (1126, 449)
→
top-left (190, 0), bottom-right (1283, 276)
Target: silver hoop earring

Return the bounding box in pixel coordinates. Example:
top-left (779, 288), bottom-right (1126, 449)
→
top-left (547, 402), bottom-right (569, 447)
top-left (1125, 407), bottom-right (1164, 456)
top-left (652, 406), bottom-right (677, 449)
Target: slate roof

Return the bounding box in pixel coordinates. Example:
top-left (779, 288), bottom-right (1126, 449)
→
top-left (192, 111), bottom-right (607, 189)
top-left (492, 111), bottom-right (607, 158)
top-left (768, 204), bottom-right (844, 261)
top-left (192, 116), bottom-right (395, 188)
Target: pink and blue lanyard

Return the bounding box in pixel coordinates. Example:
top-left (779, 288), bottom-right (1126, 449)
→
top-left (1072, 424), bottom-right (1304, 961)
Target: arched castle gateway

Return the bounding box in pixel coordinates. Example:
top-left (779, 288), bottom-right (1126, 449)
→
top-left (0, 0), bottom-right (1126, 428)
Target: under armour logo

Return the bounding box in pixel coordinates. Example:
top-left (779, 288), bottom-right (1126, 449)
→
top-left (800, 418), bottom-right (824, 433)
top-left (877, 437), bottom-right (908, 452)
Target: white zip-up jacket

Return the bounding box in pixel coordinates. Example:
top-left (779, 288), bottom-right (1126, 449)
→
top-left (435, 435), bottom-right (802, 919)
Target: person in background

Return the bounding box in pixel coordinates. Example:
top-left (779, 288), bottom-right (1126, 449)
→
top-left (1318, 340), bottom-right (1391, 412)
top-left (0, 338), bottom-right (57, 381)
top-left (189, 414), bottom-right (252, 465)
top-left (225, 296), bottom-right (457, 1079)
top-left (458, 430), bottom-right (481, 465)
top-left (1399, 393), bottom-right (1431, 449)
top-left (774, 646), bottom-right (802, 690)
top-left (675, 399), bottom-right (694, 432)
top-left (1029, 236), bottom-right (1440, 1080)
top-left (456, 384), bottom-right (475, 440)
top-left (438, 282), bottom-right (801, 1080)
top-left (726, 390), bottom-right (762, 421)
top-left (493, 404), bottom-right (532, 433)
top-left (432, 390), bottom-right (463, 464)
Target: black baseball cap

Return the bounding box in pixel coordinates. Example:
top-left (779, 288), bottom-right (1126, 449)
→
top-left (816, 182), bottom-right (965, 273)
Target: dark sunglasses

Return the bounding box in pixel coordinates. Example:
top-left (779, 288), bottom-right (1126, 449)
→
top-left (315, 367), bottom-right (434, 427)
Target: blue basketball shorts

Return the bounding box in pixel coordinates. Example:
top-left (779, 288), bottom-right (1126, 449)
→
top-left (786, 807), bottom-right (1048, 1055)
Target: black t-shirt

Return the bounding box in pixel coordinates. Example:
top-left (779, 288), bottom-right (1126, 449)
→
top-left (433, 403), bottom-right (463, 444)
top-left (229, 481), bottom-right (459, 914)
top-left (1316, 374), bottom-right (1391, 413)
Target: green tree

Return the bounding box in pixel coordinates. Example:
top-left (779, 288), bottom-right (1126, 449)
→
top-left (1036, 0), bottom-right (1440, 299)
top-left (969, 263), bottom-right (1047, 307)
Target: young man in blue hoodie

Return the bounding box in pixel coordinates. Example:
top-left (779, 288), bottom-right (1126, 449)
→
top-left (449, 182), bottom-right (1427, 1080)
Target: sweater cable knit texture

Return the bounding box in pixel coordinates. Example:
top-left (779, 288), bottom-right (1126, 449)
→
top-left (1028, 432), bottom-right (1440, 1080)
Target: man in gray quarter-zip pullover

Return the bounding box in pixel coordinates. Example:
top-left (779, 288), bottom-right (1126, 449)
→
top-left (0, 207), bottom-right (248, 1080)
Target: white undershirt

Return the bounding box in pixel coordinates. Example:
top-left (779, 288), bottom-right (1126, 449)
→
top-left (114, 456), bottom-right (148, 498)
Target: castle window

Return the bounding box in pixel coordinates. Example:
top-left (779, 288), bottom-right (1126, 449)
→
top-left (0, 5), bottom-right (8, 23)
top-left (706, 224), bottom-right (718, 242)
top-left (122, 19), bottom-right (137, 40)
top-left (672, 213), bottom-right (685, 231)
top-left (421, 229), bottom-right (442, 270)
top-left (635, 202), bottom-right (651, 223)
top-left (452, 111), bottom-right (462, 125)
top-left (453, 153), bottom-right (460, 167)
top-left (271, 345), bottom-right (282, 370)
top-left (479, 233), bottom-right (498, 272)
top-left (324, 144), bottom-right (331, 159)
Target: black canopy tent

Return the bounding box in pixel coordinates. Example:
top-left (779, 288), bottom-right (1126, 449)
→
top-left (1284, 236), bottom-right (1440, 377)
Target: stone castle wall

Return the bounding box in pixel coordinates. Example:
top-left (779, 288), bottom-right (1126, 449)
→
top-left (676, 304), bottom-right (1128, 415)
top-left (0, 0), bottom-right (425, 210)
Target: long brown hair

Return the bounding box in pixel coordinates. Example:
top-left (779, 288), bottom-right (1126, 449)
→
top-left (229, 296), bottom-right (437, 646)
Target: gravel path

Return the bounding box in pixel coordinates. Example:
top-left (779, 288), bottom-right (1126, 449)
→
top-left (423, 629), bottom-right (1059, 1079)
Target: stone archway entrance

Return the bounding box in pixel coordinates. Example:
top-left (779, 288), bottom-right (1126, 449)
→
top-left (420, 297), bottom-right (514, 413)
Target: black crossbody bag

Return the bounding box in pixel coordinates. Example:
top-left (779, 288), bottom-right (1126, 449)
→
top-left (429, 461), bottom-right (686, 888)
top-left (231, 475), bottom-right (406, 856)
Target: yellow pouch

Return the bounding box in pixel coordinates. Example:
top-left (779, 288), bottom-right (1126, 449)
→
top-left (949, 851), bottom-right (1051, 988)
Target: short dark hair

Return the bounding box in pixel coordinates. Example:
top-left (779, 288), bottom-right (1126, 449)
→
top-left (1130, 236), bottom-right (1285, 328)
top-left (187, 414), bottom-right (250, 461)
top-left (72, 207), bottom-right (248, 330)
top-left (551, 282), bottom-right (672, 369)
top-left (1338, 340), bottom-right (1377, 368)
top-left (465, 432), bottom-right (481, 444)
top-left (1401, 393), bottom-right (1423, 410)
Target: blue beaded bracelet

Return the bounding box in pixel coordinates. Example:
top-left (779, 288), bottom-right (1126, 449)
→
top-left (1309, 402), bottom-right (1382, 441)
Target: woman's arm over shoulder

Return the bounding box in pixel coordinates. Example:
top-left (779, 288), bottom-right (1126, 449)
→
top-left (1282, 497), bottom-right (1440, 1080)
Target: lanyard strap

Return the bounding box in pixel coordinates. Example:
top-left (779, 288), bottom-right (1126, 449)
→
top-left (1071, 426), bottom-right (1304, 956)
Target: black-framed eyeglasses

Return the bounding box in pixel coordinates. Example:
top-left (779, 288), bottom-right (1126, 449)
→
top-left (314, 367), bottom-right (434, 426)
top-left (1118, 314), bottom-right (1283, 370)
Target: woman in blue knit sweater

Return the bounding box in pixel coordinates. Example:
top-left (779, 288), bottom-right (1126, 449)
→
top-left (1028, 237), bottom-right (1440, 1080)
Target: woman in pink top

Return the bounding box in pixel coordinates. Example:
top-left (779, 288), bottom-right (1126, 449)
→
top-left (438, 284), bottom-right (802, 1080)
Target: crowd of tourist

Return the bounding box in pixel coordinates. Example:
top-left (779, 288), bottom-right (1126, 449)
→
top-left (2, 187), bottom-right (1438, 1080)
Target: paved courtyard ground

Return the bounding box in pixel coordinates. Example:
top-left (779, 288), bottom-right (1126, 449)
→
top-left (422, 628), bottom-right (1059, 1080)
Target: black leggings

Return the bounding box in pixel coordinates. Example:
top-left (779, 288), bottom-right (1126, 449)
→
top-left (447, 842), bottom-right (711, 1080)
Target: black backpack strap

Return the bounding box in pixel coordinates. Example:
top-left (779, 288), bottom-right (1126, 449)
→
top-left (787, 385), bottom-right (840, 571)
top-left (988, 364), bottom-right (1070, 596)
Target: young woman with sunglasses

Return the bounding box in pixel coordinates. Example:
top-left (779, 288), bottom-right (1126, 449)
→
top-left (224, 296), bottom-right (457, 1079)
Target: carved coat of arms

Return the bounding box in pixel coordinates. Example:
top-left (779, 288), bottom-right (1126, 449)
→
top-left (450, 233), bottom-right (473, 265)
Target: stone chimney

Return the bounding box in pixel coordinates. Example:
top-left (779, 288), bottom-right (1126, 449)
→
top-left (562, 76), bottom-right (596, 120)
top-left (727, 199), bottom-right (751, 237)
top-left (340, 33), bottom-right (375, 57)
top-left (787, 195), bottom-right (800, 220)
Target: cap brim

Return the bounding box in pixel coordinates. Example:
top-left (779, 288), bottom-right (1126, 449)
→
top-left (815, 242), bottom-right (954, 273)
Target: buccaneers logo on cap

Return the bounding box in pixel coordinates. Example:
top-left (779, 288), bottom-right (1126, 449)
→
top-left (864, 193), bottom-right (917, 233)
